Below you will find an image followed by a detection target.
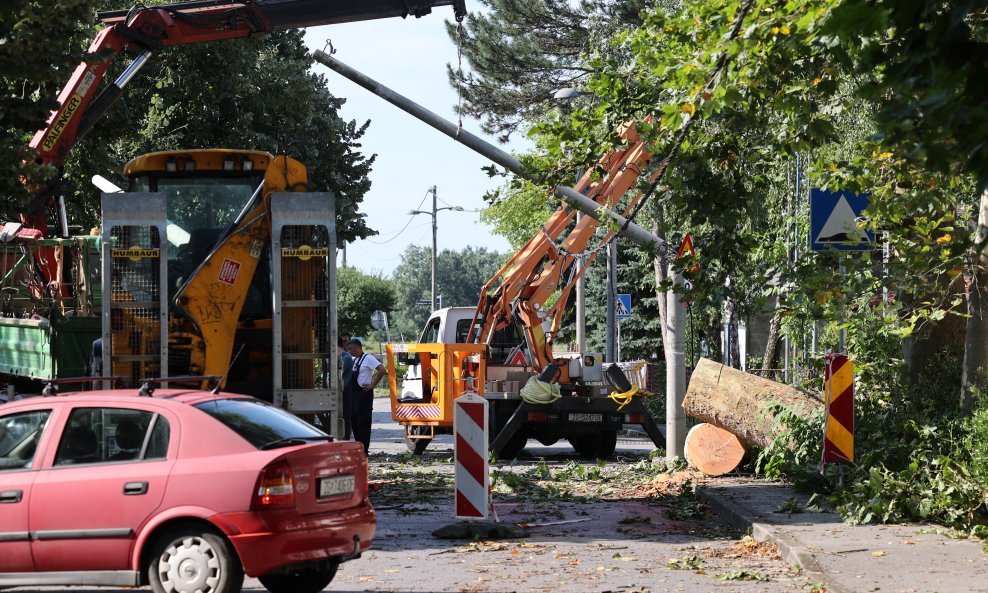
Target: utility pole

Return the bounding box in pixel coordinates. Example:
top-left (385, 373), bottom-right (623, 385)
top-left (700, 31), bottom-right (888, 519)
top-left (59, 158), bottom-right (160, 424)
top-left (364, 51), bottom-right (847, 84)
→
top-left (666, 266), bottom-right (688, 460)
top-left (575, 213), bottom-right (586, 352)
top-left (318, 51), bottom-right (667, 252)
top-left (430, 186), bottom-right (438, 312)
top-left (408, 186), bottom-right (465, 313)
top-left (605, 242), bottom-right (617, 362)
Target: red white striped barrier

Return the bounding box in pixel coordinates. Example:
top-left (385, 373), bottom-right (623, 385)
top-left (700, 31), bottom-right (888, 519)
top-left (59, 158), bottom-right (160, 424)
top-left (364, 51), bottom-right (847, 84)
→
top-left (454, 391), bottom-right (489, 520)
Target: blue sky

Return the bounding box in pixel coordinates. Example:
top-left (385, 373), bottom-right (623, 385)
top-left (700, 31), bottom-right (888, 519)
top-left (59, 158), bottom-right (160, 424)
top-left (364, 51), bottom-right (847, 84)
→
top-left (304, 13), bottom-right (525, 276)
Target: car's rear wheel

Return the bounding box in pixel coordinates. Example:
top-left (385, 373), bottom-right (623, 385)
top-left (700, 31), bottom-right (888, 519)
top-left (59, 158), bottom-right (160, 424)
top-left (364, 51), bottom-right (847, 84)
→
top-left (259, 563), bottom-right (339, 593)
top-left (148, 527), bottom-right (244, 593)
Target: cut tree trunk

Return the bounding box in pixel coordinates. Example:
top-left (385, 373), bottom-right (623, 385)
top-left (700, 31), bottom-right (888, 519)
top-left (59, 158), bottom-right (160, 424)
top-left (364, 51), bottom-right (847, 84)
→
top-left (684, 423), bottom-right (746, 476)
top-left (683, 357), bottom-right (824, 449)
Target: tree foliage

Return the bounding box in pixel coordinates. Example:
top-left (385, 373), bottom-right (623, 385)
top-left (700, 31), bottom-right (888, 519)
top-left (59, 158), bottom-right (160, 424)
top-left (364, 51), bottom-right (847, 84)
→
top-left (388, 244), bottom-right (504, 339)
top-left (478, 179), bottom-right (555, 249)
top-left (2, 1), bottom-right (379, 246)
top-left (337, 266), bottom-right (396, 337)
top-left (0, 0), bottom-right (102, 218)
top-left (447, 0), bottom-right (650, 140)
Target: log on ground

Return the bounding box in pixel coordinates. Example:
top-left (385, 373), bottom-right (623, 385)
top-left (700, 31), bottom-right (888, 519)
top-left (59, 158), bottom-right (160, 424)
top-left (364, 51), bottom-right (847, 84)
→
top-left (684, 422), bottom-right (746, 476)
top-left (683, 357), bottom-right (823, 449)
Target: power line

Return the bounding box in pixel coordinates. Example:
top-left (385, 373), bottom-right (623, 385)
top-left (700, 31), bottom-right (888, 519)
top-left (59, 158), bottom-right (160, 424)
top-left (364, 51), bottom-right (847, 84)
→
top-left (365, 219), bottom-right (431, 244)
top-left (363, 187), bottom-right (433, 245)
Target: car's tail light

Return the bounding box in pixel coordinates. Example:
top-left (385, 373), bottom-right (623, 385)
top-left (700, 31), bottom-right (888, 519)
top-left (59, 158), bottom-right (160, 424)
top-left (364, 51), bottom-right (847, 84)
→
top-left (252, 460), bottom-right (295, 510)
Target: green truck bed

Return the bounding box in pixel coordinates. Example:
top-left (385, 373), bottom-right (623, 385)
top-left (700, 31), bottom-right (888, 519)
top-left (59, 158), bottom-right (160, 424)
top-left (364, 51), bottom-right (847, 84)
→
top-left (0, 316), bottom-right (100, 382)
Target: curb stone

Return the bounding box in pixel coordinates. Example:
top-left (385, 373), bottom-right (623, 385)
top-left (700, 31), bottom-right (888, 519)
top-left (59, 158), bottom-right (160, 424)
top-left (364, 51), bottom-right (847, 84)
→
top-left (697, 485), bottom-right (853, 593)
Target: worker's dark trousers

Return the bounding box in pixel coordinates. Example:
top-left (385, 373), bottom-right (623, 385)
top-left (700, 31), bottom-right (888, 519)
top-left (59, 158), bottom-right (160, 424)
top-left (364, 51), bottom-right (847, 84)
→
top-left (351, 388), bottom-right (374, 454)
top-left (341, 389), bottom-right (353, 440)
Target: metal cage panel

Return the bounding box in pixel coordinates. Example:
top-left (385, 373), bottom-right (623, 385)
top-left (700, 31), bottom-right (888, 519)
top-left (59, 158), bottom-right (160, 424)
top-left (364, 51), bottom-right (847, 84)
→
top-left (101, 193), bottom-right (168, 388)
top-left (271, 193), bottom-right (337, 431)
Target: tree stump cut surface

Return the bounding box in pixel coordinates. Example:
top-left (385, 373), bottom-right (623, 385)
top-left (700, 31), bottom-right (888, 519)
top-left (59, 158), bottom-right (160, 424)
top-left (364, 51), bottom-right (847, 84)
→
top-left (684, 423), bottom-right (746, 476)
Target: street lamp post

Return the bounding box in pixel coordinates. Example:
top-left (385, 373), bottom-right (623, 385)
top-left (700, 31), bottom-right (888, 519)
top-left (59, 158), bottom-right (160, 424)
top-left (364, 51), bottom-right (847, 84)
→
top-left (408, 186), bottom-right (465, 312)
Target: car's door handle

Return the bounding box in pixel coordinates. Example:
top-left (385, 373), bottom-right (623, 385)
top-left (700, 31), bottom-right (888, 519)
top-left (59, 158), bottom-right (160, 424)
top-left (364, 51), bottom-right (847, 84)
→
top-left (123, 481), bottom-right (148, 496)
top-left (0, 489), bottom-right (23, 503)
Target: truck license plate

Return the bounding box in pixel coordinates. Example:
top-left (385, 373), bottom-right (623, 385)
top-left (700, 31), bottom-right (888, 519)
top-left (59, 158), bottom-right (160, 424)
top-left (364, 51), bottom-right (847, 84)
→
top-left (569, 413), bottom-right (603, 423)
top-left (319, 475), bottom-right (355, 498)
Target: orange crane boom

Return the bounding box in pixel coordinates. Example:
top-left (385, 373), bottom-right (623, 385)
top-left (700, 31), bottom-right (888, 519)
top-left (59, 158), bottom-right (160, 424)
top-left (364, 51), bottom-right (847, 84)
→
top-left (470, 120), bottom-right (660, 376)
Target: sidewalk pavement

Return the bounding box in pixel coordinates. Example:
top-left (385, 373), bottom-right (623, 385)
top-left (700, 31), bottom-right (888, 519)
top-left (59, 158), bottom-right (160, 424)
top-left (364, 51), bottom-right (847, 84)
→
top-left (698, 477), bottom-right (988, 593)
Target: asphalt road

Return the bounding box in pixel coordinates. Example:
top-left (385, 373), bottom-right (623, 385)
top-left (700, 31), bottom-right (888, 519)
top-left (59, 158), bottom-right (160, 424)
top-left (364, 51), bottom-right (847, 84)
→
top-left (301, 399), bottom-right (819, 593)
top-left (12, 398), bottom-right (819, 593)
top-left (365, 395), bottom-right (661, 458)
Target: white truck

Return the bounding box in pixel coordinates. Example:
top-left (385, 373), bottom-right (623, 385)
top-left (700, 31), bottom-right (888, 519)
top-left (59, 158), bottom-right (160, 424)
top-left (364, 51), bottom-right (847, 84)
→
top-left (391, 307), bottom-right (664, 457)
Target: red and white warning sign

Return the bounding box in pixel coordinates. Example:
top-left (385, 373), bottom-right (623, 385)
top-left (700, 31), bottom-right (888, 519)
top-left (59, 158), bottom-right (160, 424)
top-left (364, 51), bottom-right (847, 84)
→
top-left (507, 349), bottom-right (527, 366)
top-left (677, 233), bottom-right (700, 272)
top-left (217, 258), bottom-right (241, 285)
top-left (454, 391), bottom-right (489, 520)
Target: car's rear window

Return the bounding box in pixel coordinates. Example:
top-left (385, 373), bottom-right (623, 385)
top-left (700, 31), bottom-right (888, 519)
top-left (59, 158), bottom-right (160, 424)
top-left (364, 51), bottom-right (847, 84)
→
top-left (194, 398), bottom-right (328, 448)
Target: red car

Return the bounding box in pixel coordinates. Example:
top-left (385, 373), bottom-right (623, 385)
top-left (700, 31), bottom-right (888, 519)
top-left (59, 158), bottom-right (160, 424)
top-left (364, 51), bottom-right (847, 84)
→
top-left (0, 388), bottom-right (374, 593)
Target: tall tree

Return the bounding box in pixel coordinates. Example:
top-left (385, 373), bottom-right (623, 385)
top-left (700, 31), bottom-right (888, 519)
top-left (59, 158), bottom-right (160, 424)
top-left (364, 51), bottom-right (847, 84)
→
top-left (535, 0), bottom-right (987, 398)
top-left (823, 0), bottom-right (988, 407)
top-left (447, 0), bottom-right (649, 140)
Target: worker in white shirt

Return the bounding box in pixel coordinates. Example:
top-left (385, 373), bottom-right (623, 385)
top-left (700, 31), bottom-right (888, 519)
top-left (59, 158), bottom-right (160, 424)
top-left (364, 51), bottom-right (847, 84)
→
top-left (346, 338), bottom-right (384, 454)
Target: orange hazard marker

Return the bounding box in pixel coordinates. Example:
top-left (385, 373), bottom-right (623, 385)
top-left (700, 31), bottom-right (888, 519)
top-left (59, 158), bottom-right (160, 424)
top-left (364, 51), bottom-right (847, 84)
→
top-left (822, 352), bottom-right (854, 464)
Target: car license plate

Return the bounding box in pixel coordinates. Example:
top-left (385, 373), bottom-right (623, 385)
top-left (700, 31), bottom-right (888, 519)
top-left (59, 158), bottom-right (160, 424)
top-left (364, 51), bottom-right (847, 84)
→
top-left (319, 475), bottom-right (355, 498)
top-left (569, 413), bottom-right (603, 423)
